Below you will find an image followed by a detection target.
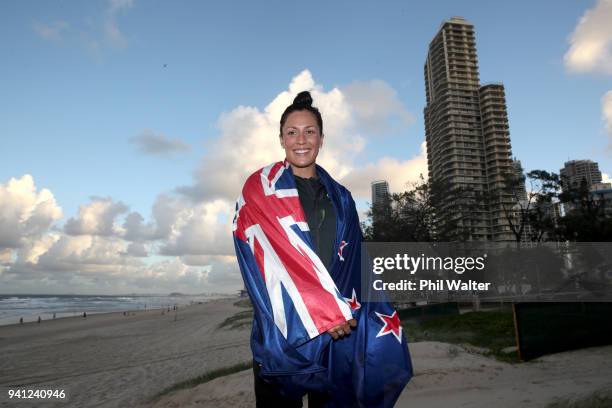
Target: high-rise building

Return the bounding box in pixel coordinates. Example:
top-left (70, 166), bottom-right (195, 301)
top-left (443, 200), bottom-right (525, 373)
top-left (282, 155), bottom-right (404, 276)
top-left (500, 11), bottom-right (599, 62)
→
top-left (560, 159), bottom-right (602, 191)
top-left (371, 180), bottom-right (391, 227)
top-left (371, 180), bottom-right (390, 208)
top-left (424, 16), bottom-right (516, 241)
top-left (511, 159), bottom-right (528, 202)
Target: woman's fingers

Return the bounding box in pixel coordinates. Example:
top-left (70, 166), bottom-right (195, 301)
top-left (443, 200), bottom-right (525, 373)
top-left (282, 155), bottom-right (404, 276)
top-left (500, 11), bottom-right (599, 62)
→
top-left (327, 320), bottom-right (356, 339)
top-left (327, 325), bottom-right (341, 339)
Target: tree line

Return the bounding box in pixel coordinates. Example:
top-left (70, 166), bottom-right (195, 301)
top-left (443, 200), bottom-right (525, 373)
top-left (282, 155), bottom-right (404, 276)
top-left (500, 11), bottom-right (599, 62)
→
top-left (362, 166), bottom-right (612, 242)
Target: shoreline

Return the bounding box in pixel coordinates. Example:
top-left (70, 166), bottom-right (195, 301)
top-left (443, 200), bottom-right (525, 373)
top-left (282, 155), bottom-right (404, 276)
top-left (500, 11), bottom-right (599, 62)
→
top-left (0, 295), bottom-right (235, 328)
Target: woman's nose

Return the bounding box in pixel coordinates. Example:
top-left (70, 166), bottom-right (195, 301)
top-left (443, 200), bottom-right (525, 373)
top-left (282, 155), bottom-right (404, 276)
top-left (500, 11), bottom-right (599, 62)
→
top-left (296, 131), bottom-right (306, 143)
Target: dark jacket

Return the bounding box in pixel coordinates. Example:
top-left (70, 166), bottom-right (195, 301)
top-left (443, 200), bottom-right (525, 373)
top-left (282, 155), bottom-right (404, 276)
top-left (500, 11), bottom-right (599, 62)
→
top-left (294, 175), bottom-right (337, 269)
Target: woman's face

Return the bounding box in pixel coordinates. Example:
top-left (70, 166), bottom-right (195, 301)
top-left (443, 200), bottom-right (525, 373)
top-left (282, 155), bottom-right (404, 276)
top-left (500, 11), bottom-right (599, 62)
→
top-left (280, 110), bottom-right (323, 177)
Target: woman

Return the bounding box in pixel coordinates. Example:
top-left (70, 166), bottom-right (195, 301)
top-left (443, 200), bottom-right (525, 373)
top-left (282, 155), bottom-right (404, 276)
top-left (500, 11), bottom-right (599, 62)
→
top-left (232, 91), bottom-right (412, 407)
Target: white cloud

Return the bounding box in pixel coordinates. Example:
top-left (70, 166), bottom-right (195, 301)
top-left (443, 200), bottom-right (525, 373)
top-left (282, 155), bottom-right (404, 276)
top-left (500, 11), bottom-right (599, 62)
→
top-left (1, 70), bottom-right (421, 295)
top-left (64, 197), bottom-right (128, 236)
top-left (130, 130), bottom-right (191, 156)
top-left (0, 249), bottom-right (13, 265)
top-left (342, 79), bottom-right (414, 135)
top-left (564, 0), bottom-right (612, 74)
top-left (124, 241), bottom-right (148, 257)
top-left (602, 172), bottom-right (611, 183)
top-left (340, 142), bottom-right (428, 199)
top-left (603, 90), bottom-right (612, 138)
top-left (32, 21), bottom-right (69, 41)
top-left (16, 233), bottom-right (61, 265)
top-left (108, 0), bottom-right (134, 13)
top-left (177, 69), bottom-right (416, 202)
top-left (122, 211), bottom-right (157, 241)
top-left (0, 172), bottom-right (242, 294)
top-left (36, 235), bottom-right (132, 272)
top-left (103, 0), bottom-right (133, 49)
top-left (0, 175), bottom-right (63, 250)
top-left (33, 0), bottom-right (133, 53)
top-left (159, 198), bottom-right (234, 257)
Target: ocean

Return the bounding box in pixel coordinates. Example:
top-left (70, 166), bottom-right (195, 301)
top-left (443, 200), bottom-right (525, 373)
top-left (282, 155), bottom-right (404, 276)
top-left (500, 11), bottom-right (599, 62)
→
top-left (0, 294), bottom-right (225, 326)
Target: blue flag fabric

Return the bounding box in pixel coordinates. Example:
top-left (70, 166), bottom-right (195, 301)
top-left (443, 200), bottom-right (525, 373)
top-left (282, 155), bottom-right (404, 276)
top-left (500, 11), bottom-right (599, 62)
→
top-left (232, 160), bottom-right (413, 407)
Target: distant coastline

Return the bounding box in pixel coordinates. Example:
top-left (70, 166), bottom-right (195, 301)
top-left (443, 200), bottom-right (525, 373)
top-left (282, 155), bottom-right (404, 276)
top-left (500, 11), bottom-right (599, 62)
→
top-left (0, 293), bottom-right (232, 326)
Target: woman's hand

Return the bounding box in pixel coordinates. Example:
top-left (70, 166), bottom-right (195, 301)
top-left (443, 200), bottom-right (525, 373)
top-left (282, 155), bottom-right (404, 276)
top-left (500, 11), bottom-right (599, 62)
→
top-left (327, 318), bottom-right (357, 340)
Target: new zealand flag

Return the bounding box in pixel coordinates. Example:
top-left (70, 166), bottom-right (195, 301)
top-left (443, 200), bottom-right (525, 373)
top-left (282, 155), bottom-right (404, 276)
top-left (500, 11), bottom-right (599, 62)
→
top-left (233, 160), bottom-right (412, 407)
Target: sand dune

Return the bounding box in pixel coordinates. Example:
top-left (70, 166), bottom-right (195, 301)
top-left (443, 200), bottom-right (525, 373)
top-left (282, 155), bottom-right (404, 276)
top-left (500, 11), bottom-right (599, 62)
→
top-left (148, 342), bottom-right (612, 408)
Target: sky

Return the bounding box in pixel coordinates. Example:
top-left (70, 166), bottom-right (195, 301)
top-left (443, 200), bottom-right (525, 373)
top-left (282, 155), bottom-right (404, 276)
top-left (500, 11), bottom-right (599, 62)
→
top-left (1, 0), bottom-right (612, 295)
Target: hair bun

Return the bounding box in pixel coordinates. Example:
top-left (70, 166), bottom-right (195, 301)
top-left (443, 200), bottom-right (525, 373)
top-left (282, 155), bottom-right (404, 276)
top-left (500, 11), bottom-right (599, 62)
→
top-left (292, 91), bottom-right (313, 107)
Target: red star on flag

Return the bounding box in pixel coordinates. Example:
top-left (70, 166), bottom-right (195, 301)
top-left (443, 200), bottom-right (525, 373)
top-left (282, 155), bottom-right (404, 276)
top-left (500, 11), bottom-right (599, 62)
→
top-left (344, 288), bottom-right (361, 310)
top-left (375, 310), bottom-right (402, 343)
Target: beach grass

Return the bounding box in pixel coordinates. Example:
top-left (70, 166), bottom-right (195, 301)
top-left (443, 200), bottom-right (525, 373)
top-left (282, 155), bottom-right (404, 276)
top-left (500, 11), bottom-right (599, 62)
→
top-left (401, 310), bottom-right (520, 363)
top-left (218, 310), bottom-right (253, 330)
top-left (150, 361), bottom-right (253, 400)
top-left (233, 298), bottom-right (252, 308)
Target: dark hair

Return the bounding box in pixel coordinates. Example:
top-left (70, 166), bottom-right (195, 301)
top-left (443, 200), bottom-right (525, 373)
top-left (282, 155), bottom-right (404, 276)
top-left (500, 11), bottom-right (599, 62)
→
top-left (279, 91), bottom-right (324, 136)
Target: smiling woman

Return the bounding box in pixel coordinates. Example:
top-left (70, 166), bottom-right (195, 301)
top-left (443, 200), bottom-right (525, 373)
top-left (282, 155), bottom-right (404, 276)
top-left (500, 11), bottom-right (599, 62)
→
top-left (232, 91), bottom-right (412, 407)
top-left (279, 92), bottom-right (324, 178)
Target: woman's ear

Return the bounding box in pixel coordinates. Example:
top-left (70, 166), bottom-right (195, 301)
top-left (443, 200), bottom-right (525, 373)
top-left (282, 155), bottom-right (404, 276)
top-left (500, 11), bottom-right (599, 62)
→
top-left (319, 134), bottom-right (324, 149)
top-left (279, 134), bottom-right (284, 148)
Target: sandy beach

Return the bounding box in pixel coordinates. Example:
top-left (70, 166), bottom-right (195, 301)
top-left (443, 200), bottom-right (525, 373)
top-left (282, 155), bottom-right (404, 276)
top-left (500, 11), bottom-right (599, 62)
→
top-left (0, 299), bottom-right (252, 407)
top-left (1, 298), bottom-right (611, 408)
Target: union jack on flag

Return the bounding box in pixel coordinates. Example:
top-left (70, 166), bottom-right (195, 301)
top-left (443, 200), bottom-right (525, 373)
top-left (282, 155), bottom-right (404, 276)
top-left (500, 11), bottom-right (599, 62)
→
top-left (233, 161), bottom-right (353, 342)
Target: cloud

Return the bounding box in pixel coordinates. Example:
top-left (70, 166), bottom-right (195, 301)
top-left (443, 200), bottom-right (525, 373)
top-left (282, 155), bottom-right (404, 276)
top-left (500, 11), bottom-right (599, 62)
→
top-left (0, 175), bottom-right (63, 250)
top-left (103, 0), bottom-right (134, 49)
top-left (130, 130), bottom-right (191, 156)
top-left (2, 228), bottom-right (239, 294)
top-left (177, 69), bottom-right (416, 203)
top-left (340, 142), bottom-right (428, 199)
top-left (158, 198), bottom-right (234, 257)
top-left (122, 211), bottom-right (157, 241)
top-left (603, 90), bottom-right (612, 139)
top-left (15, 233), bottom-right (61, 265)
top-left (1, 70), bottom-right (420, 295)
top-left (124, 241), bottom-right (148, 257)
top-left (0, 172), bottom-right (243, 294)
top-left (32, 21), bottom-right (69, 41)
top-left (33, 0), bottom-right (134, 53)
top-left (564, 0), bottom-right (612, 74)
top-left (35, 235), bottom-right (132, 272)
top-left (108, 0), bottom-right (134, 13)
top-left (64, 197), bottom-right (129, 236)
top-left (3, 244), bottom-right (237, 294)
top-left (342, 79), bottom-right (414, 135)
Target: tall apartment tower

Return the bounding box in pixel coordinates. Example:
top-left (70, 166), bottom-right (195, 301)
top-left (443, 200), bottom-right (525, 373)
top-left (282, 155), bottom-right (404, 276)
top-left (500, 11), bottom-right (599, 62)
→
top-left (511, 159), bottom-right (528, 202)
top-left (560, 159), bottom-right (602, 191)
top-left (371, 180), bottom-right (391, 225)
top-left (371, 180), bottom-right (390, 207)
top-left (424, 17), bottom-right (515, 241)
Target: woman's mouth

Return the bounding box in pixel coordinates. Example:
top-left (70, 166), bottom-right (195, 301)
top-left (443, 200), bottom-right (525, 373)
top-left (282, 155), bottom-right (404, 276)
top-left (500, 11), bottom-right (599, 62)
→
top-left (293, 149), bottom-right (310, 155)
